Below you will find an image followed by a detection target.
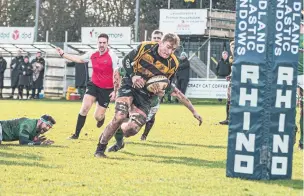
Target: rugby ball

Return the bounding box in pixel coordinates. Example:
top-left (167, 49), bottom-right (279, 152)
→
top-left (145, 75), bottom-right (169, 93)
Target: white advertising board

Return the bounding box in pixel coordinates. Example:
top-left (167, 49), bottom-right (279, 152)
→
top-left (0, 27), bottom-right (34, 44)
top-left (185, 79), bottom-right (229, 99)
top-left (159, 9), bottom-right (208, 35)
top-left (81, 27), bottom-right (131, 44)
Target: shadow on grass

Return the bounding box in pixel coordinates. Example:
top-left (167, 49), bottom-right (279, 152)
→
top-left (121, 151), bottom-right (225, 168)
top-left (0, 145), bottom-right (59, 168)
top-left (259, 179), bottom-right (303, 190)
top-left (0, 144), bottom-right (68, 148)
top-left (148, 140), bottom-right (226, 149)
top-left (0, 151), bottom-right (42, 160)
top-left (0, 159), bottom-right (56, 168)
top-left (126, 141), bottom-right (178, 149)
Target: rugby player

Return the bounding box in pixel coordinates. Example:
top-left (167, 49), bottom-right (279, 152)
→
top-left (56, 34), bottom-right (120, 139)
top-left (0, 115), bottom-right (56, 145)
top-left (94, 33), bottom-right (202, 158)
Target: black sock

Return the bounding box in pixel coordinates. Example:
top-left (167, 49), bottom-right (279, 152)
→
top-left (143, 115), bottom-right (155, 137)
top-left (96, 143), bottom-right (108, 153)
top-left (26, 87), bottom-right (30, 98)
top-left (37, 88), bottom-right (41, 97)
top-left (115, 128), bottom-right (124, 144)
top-left (12, 88), bottom-right (15, 96)
top-left (18, 86), bottom-right (23, 99)
top-left (75, 114), bottom-right (87, 136)
top-left (32, 89), bottom-right (35, 98)
top-left (226, 103), bottom-right (230, 120)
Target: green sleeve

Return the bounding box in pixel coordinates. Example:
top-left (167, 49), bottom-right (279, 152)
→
top-left (118, 67), bottom-right (127, 77)
top-left (19, 124), bottom-right (41, 145)
top-left (122, 43), bottom-right (143, 78)
top-left (166, 83), bottom-right (175, 94)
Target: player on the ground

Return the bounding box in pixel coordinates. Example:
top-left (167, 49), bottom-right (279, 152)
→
top-left (56, 33), bottom-right (120, 139)
top-left (0, 114), bottom-right (56, 145)
top-left (94, 33), bottom-right (203, 158)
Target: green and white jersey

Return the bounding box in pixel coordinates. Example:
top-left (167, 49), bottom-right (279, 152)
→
top-left (0, 118), bottom-right (41, 145)
top-left (118, 67), bottom-right (127, 78)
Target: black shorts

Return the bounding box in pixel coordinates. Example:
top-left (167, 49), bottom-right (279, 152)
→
top-left (86, 81), bottom-right (113, 108)
top-left (117, 77), bottom-right (152, 115)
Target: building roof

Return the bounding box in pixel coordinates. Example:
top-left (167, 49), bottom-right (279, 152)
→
top-left (0, 42), bottom-right (58, 56)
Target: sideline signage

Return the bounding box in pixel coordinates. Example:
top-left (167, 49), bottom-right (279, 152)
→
top-left (0, 27), bottom-right (34, 44)
top-left (226, 0), bottom-right (301, 180)
top-left (185, 79), bottom-right (229, 99)
top-left (81, 27), bottom-right (131, 44)
top-left (159, 9), bottom-right (208, 35)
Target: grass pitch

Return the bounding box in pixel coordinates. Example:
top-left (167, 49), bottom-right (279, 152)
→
top-left (0, 100), bottom-right (302, 195)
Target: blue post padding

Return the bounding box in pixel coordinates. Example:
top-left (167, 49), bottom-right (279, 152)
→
top-left (226, 0), bottom-right (302, 180)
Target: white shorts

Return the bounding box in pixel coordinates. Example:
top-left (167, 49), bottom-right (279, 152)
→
top-left (146, 103), bottom-right (160, 122)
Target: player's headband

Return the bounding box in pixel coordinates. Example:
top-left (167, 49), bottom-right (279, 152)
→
top-left (40, 118), bottom-right (53, 127)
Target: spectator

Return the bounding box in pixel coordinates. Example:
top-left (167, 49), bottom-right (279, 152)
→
top-left (10, 50), bottom-right (23, 98)
top-left (18, 56), bottom-right (33, 100)
top-left (31, 52), bottom-right (45, 99)
top-left (219, 41), bottom-right (234, 125)
top-left (66, 60), bottom-right (89, 99)
top-left (176, 52), bottom-right (190, 95)
top-left (0, 53), bottom-right (7, 99)
top-left (216, 51), bottom-right (231, 79)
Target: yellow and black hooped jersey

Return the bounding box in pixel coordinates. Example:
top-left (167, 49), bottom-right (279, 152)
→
top-left (122, 41), bottom-right (179, 82)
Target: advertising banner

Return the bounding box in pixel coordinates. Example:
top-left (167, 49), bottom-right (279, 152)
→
top-left (159, 9), bottom-right (208, 35)
top-left (81, 27), bottom-right (131, 44)
top-left (0, 27), bottom-right (34, 44)
top-left (185, 79), bottom-right (229, 99)
top-left (226, 0), bottom-right (301, 180)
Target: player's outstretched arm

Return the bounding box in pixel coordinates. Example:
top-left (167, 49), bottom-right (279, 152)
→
top-left (109, 68), bottom-right (121, 101)
top-left (19, 124), bottom-right (54, 145)
top-left (170, 86), bottom-right (203, 126)
top-left (19, 131), bottom-right (42, 145)
top-left (56, 47), bottom-right (86, 64)
top-left (114, 68), bottom-right (121, 91)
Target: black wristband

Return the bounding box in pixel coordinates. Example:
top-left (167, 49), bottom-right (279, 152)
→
top-left (60, 52), bottom-right (65, 57)
top-left (129, 73), bottom-right (135, 78)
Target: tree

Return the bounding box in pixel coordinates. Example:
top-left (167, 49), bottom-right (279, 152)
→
top-left (0, 0), bottom-right (9, 26)
top-left (7, 0), bottom-right (35, 26)
top-left (39, 0), bottom-right (71, 41)
top-left (214, 0), bottom-right (236, 10)
top-left (0, 0), bottom-right (236, 42)
top-left (38, 0), bottom-right (136, 42)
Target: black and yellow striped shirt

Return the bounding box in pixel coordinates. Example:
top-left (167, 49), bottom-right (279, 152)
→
top-left (122, 41), bottom-right (179, 82)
